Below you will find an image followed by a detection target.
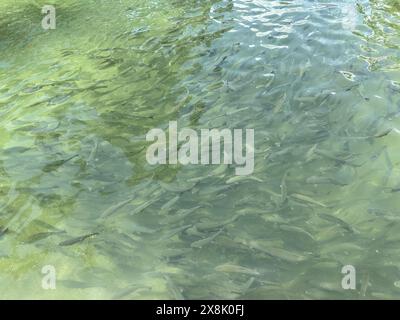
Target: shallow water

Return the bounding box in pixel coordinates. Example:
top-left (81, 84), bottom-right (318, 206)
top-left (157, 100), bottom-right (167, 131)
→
top-left (1, 0), bottom-right (400, 299)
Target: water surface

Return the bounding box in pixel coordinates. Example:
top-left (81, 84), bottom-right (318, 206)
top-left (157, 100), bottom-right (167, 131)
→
top-left (1, 0), bottom-right (400, 299)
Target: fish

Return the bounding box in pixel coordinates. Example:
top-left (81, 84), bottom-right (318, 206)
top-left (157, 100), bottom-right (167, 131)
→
top-left (2, 146), bottom-right (30, 154)
top-left (314, 149), bottom-right (363, 167)
top-left (367, 209), bottom-right (400, 223)
top-left (239, 277), bottom-right (256, 295)
top-left (226, 175), bottom-right (263, 184)
top-left (215, 264), bottom-right (260, 276)
top-left (306, 176), bottom-right (333, 185)
top-left (226, 107), bottom-right (249, 116)
top-left (87, 139), bottom-right (99, 163)
top-left (191, 229), bottom-right (224, 248)
top-left (280, 170), bottom-right (289, 203)
top-left (279, 224), bottom-right (315, 241)
top-left (24, 231), bottom-right (65, 244)
top-left (130, 198), bottom-right (158, 216)
top-left (159, 181), bottom-right (197, 193)
top-left (273, 93), bottom-right (286, 114)
top-left (100, 196), bottom-right (135, 219)
top-left (112, 286), bottom-right (151, 300)
top-left (262, 187), bottom-right (281, 198)
top-left (195, 213), bottom-right (242, 232)
top-left (189, 101), bottom-right (206, 125)
top-left (160, 248), bottom-right (192, 260)
top-left (161, 206), bottom-right (201, 225)
top-left (335, 128), bottom-right (393, 140)
top-left (374, 128), bottom-right (392, 138)
top-left (187, 225), bottom-right (209, 237)
top-left (114, 232), bottom-right (141, 247)
top-left (360, 272), bottom-right (370, 297)
top-left (320, 242), bottom-right (362, 254)
top-left (243, 239), bottom-right (308, 263)
top-left (59, 233), bottom-right (99, 246)
top-left (213, 56), bottom-right (228, 72)
top-left (126, 223), bottom-right (157, 234)
top-left (159, 224), bottom-right (192, 240)
top-left (163, 275), bottom-right (185, 300)
top-left (209, 164), bottom-right (228, 176)
top-left (160, 195), bottom-right (180, 214)
top-left (305, 144), bottom-right (317, 162)
top-left (42, 154), bottom-right (79, 173)
top-left (299, 59), bottom-right (311, 79)
top-left (257, 246), bottom-right (308, 263)
top-left (305, 175), bottom-right (348, 186)
top-left (318, 212), bottom-right (355, 233)
top-left (382, 147), bottom-right (392, 186)
top-left (290, 193), bottom-right (327, 208)
top-left (198, 184), bottom-right (232, 197)
top-left (0, 227), bottom-right (8, 238)
top-left (32, 219), bottom-right (64, 232)
top-left (308, 280), bottom-right (343, 293)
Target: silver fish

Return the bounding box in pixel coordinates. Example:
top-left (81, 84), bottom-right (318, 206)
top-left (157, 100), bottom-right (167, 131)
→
top-left (100, 196), bottom-right (135, 219)
top-left (191, 229), bottom-right (224, 248)
top-left (161, 206), bottom-right (201, 225)
top-left (59, 233), bottom-right (99, 246)
top-left (215, 264), bottom-right (260, 276)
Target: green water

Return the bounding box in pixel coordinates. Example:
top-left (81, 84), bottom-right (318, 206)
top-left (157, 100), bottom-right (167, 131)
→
top-left (1, 0), bottom-right (400, 299)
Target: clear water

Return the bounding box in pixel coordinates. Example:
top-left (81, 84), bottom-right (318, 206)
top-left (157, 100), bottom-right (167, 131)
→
top-left (1, 0), bottom-right (400, 299)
